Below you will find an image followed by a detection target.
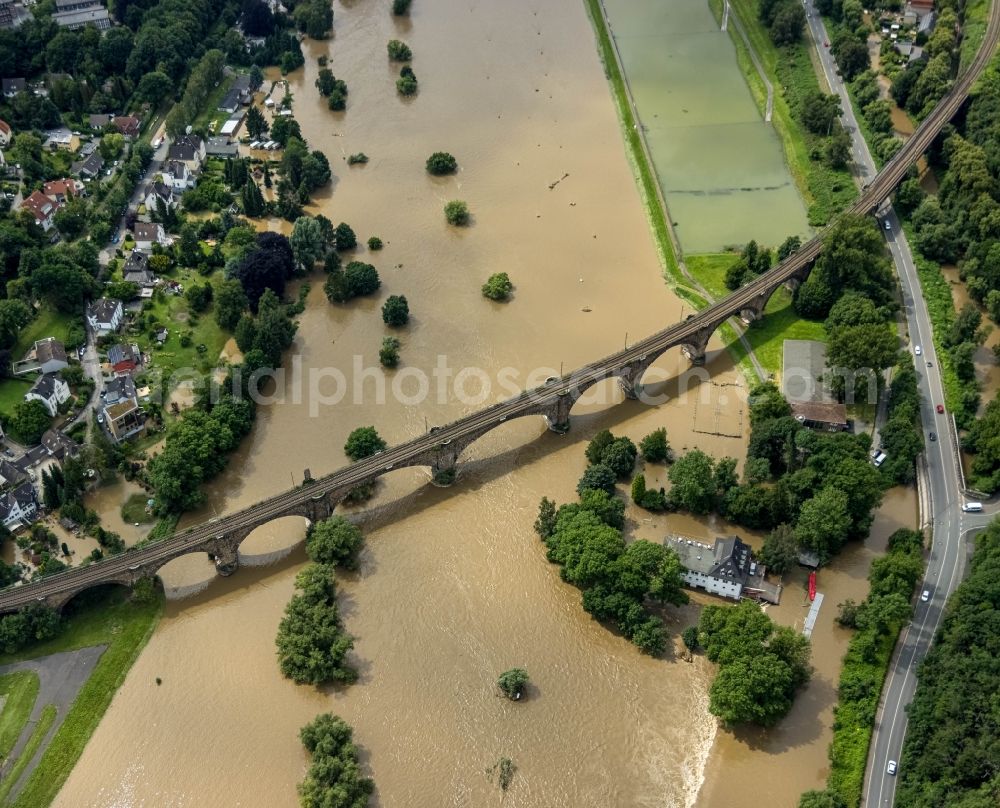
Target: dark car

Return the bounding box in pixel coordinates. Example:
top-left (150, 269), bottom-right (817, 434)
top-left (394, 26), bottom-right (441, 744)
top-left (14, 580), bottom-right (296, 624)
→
top-left (929, 432), bottom-right (937, 441)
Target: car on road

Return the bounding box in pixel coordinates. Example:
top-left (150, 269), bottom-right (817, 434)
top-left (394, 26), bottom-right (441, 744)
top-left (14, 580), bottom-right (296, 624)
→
top-left (885, 219), bottom-right (892, 230)
top-left (824, 40), bottom-right (829, 47)
top-left (887, 760), bottom-right (898, 776)
top-left (929, 432), bottom-right (937, 441)
top-left (97, 413), bottom-right (104, 424)
top-left (962, 501), bottom-right (984, 513)
top-left (936, 404), bottom-right (945, 414)
top-left (921, 590), bottom-right (930, 602)
top-left (914, 345), bottom-right (922, 355)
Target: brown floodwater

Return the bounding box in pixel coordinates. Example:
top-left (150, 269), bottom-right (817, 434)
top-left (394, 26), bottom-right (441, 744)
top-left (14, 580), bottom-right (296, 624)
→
top-left (52, 1), bottom-right (911, 806)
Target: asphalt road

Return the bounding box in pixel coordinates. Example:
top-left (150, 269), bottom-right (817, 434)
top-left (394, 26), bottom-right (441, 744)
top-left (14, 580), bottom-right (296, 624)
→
top-left (803, 4), bottom-right (997, 804)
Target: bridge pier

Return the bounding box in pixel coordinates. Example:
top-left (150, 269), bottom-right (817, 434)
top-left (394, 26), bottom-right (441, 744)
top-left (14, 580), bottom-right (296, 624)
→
top-left (308, 493), bottom-right (334, 523)
top-left (544, 391), bottom-right (574, 433)
top-left (213, 543), bottom-right (240, 576)
top-left (617, 361), bottom-right (649, 400)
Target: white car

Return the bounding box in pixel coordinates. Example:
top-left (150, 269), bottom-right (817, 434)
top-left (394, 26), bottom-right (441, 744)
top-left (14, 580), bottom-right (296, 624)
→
top-left (921, 590), bottom-right (930, 602)
top-left (887, 760), bottom-right (897, 775)
top-left (884, 219), bottom-right (892, 230)
top-left (914, 345), bottom-right (922, 356)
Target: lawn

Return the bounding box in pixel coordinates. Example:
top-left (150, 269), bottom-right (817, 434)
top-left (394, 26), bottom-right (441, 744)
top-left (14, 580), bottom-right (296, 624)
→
top-left (0, 704), bottom-right (56, 804)
top-left (713, 0), bottom-right (858, 226)
top-left (746, 287), bottom-right (827, 376)
top-left (0, 378), bottom-right (32, 422)
top-left (0, 589), bottom-right (162, 808)
top-left (0, 671), bottom-right (39, 761)
top-left (120, 492), bottom-right (154, 525)
top-left (686, 252), bottom-right (741, 300)
top-left (960, 0), bottom-right (990, 71)
top-left (134, 268), bottom-right (230, 390)
top-left (12, 307), bottom-right (76, 359)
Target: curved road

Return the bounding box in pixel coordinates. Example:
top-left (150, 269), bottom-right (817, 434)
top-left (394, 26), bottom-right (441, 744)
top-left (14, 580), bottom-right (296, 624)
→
top-left (2, 6), bottom-right (998, 623)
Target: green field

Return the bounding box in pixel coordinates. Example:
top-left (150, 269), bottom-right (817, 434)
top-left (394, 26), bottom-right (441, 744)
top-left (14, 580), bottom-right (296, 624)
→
top-left (12, 307), bottom-right (75, 359)
top-left (0, 671), bottom-right (40, 762)
top-left (120, 493), bottom-right (154, 525)
top-left (0, 704), bottom-right (56, 804)
top-left (0, 589), bottom-right (162, 808)
top-left (686, 252), bottom-right (826, 375)
top-left (0, 378), bottom-right (33, 422)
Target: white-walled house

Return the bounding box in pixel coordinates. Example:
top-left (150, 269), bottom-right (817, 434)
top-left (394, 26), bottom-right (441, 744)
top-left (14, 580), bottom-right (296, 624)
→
top-left (86, 298), bottom-right (123, 336)
top-left (0, 481), bottom-right (38, 531)
top-left (25, 372), bottom-right (70, 416)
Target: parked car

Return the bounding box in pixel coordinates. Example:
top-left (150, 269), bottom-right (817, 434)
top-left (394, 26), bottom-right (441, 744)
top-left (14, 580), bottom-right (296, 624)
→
top-left (884, 219), bottom-right (892, 230)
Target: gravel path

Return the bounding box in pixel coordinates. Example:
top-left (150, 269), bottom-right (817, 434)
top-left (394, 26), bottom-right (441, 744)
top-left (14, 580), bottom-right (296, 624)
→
top-left (0, 645), bottom-right (106, 801)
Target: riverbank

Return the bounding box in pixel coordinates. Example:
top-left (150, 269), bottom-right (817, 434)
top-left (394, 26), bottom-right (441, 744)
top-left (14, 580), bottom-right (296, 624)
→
top-left (0, 589), bottom-right (162, 808)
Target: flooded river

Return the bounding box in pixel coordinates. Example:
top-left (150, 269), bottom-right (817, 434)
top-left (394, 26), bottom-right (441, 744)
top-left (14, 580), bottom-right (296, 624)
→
top-left (53, 1), bottom-right (909, 806)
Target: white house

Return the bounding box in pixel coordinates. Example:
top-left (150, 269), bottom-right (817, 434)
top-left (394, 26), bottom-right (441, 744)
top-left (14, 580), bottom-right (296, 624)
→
top-left (665, 536), bottom-right (781, 604)
top-left (162, 159), bottom-right (194, 191)
top-left (0, 118), bottom-right (10, 148)
top-left (166, 134), bottom-right (206, 172)
top-left (144, 182), bottom-right (176, 214)
top-left (132, 221), bottom-right (169, 252)
top-left (13, 337), bottom-right (68, 376)
top-left (86, 297), bottom-right (123, 336)
top-left (0, 481), bottom-right (38, 531)
top-left (25, 372), bottom-right (71, 417)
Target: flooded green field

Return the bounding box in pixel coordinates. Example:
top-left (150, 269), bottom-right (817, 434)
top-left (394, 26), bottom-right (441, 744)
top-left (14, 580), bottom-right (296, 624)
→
top-left (602, 0), bottom-right (811, 252)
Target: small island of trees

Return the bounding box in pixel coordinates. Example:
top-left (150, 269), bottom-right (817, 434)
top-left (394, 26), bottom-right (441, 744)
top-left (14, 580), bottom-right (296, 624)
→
top-left (426, 152), bottom-right (458, 176)
top-left (497, 668), bottom-right (529, 700)
top-left (482, 272), bottom-right (513, 301)
top-left (444, 200), bottom-right (470, 226)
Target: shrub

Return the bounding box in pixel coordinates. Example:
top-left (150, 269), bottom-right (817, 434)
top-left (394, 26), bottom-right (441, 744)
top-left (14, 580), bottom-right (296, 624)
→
top-left (387, 39), bottom-right (412, 61)
top-left (367, 236), bottom-right (383, 250)
top-left (496, 668), bottom-right (529, 700)
top-left (381, 294), bottom-right (410, 326)
top-left (426, 151), bottom-right (457, 175)
top-left (482, 272), bottom-right (513, 301)
top-left (306, 516), bottom-right (364, 570)
top-left (396, 66), bottom-right (418, 96)
top-left (392, 0), bottom-right (412, 15)
top-left (379, 336), bottom-right (401, 368)
top-left (346, 152), bottom-right (368, 165)
top-left (444, 200), bottom-right (469, 225)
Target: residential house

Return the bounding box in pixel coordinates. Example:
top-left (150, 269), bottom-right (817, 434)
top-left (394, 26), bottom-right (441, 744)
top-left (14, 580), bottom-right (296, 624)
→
top-left (108, 342), bottom-right (140, 375)
top-left (122, 250), bottom-right (155, 286)
top-left (43, 127), bottom-right (80, 152)
top-left (206, 136), bottom-right (238, 157)
top-left (0, 118), bottom-right (10, 147)
top-left (86, 297), bottom-right (123, 335)
top-left (42, 177), bottom-right (82, 202)
top-left (112, 115), bottom-right (141, 139)
top-left (1, 78), bottom-right (25, 98)
top-left (143, 182), bottom-right (175, 215)
top-left (40, 428), bottom-right (79, 461)
top-left (218, 88), bottom-right (241, 114)
top-left (12, 337), bottom-right (68, 376)
top-left (162, 159), bottom-right (194, 190)
top-left (132, 221), bottom-right (169, 251)
top-left (20, 190), bottom-right (59, 231)
top-left (25, 373), bottom-right (71, 416)
top-left (791, 401), bottom-right (850, 432)
top-left (71, 150), bottom-right (104, 179)
top-left (665, 536), bottom-right (782, 604)
top-left (167, 134), bottom-right (206, 172)
top-left (0, 458), bottom-right (26, 489)
top-left (103, 375), bottom-right (136, 407)
top-left (104, 399), bottom-right (144, 442)
top-left (0, 481), bottom-right (38, 531)
top-left (154, 327), bottom-right (169, 345)
top-left (88, 113), bottom-right (113, 130)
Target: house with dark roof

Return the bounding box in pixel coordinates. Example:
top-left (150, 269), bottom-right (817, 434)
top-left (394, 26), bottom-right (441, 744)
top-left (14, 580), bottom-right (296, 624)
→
top-left (1, 77), bottom-right (26, 98)
top-left (40, 428), bottom-right (79, 461)
top-left (218, 88), bottom-right (241, 114)
top-left (103, 375), bottom-right (136, 407)
top-left (0, 458), bottom-right (26, 489)
top-left (143, 182), bottom-right (175, 215)
top-left (71, 150), bottom-right (104, 179)
top-left (167, 134), bottom-right (205, 171)
top-left (206, 136), bottom-right (239, 157)
top-left (0, 481), bottom-right (38, 530)
top-left (25, 373), bottom-right (71, 416)
top-left (86, 297), bottom-right (123, 335)
top-left (665, 535), bottom-right (782, 604)
top-left (162, 159), bottom-right (194, 190)
top-left (13, 337), bottom-right (68, 376)
top-left (790, 400), bottom-right (849, 432)
top-left (88, 113), bottom-right (113, 130)
top-left (19, 191), bottom-right (59, 231)
top-left (108, 342), bottom-right (139, 375)
top-left (112, 115), bottom-right (141, 139)
top-left (53, 0), bottom-right (112, 31)
top-left (123, 251), bottom-right (154, 286)
top-left (132, 221), bottom-right (169, 251)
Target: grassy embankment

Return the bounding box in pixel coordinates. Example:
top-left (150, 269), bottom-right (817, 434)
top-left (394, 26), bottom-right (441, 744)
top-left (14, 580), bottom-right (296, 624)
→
top-left (0, 705), bottom-right (57, 804)
top-left (960, 0), bottom-right (990, 70)
top-left (0, 671), bottom-right (40, 761)
top-left (0, 589), bottom-right (162, 808)
top-left (686, 253), bottom-right (825, 374)
top-left (711, 0), bottom-right (858, 226)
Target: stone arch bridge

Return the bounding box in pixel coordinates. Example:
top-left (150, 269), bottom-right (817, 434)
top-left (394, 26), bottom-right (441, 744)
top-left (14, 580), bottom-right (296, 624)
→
top-left (2, 6), bottom-right (998, 615)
